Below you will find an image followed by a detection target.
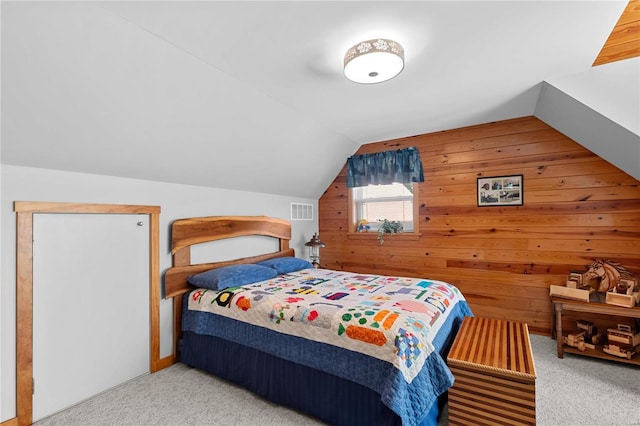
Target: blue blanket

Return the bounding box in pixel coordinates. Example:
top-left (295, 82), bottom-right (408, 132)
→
top-left (182, 268), bottom-right (472, 425)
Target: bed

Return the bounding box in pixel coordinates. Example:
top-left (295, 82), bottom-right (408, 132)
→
top-left (164, 216), bottom-right (473, 426)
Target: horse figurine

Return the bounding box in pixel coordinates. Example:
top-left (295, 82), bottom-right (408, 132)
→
top-left (584, 259), bottom-right (631, 292)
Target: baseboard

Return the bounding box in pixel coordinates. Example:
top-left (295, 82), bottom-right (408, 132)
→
top-left (1, 417), bottom-right (18, 426)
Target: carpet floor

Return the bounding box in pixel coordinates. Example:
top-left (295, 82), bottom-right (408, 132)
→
top-left (33, 334), bottom-right (640, 425)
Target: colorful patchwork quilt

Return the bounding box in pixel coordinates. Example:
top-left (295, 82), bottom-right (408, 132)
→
top-left (186, 268), bottom-right (469, 384)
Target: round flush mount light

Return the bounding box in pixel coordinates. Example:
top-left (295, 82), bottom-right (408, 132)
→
top-left (343, 38), bottom-right (404, 84)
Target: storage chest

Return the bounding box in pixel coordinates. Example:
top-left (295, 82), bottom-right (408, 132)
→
top-left (447, 316), bottom-right (537, 425)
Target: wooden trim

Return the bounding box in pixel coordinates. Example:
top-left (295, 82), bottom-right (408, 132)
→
top-left (14, 201), bottom-right (160, 214)
top-left (155, 355), bottom-right (176, 371)
top-left (14, 201), bottom-right (161, 426)
top-left (149, 211), bottom-right (162, 373)
top-left (347, 189), bottom-right (357, 233)
top-left (16, 212), bottom-right (33, 426)
top-left (1, 418), bottom-right (19, 426)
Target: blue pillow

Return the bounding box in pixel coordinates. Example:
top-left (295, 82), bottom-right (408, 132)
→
top-left (188, 264), bottom-right (278, 290)
top-left (256, 257), bottom-right (314, 274)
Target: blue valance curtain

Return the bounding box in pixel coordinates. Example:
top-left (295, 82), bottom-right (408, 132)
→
top-left (346, 146), bottom-right (424, 188)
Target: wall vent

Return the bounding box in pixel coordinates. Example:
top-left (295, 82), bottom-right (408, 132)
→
top-left (291, 203), bottom-right (313, 220)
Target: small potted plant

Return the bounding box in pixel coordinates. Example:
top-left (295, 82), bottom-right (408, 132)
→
top-left (377, 219), bottom-right (403, 244)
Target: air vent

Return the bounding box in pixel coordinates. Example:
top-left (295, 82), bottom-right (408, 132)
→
top-left (291, 203), bottom-right (313, 220)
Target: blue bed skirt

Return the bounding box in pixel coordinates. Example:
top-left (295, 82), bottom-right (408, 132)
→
top-left (179, 281), bottom-right (472, 425)
top-left (180, 330), bottom-right (445, 426)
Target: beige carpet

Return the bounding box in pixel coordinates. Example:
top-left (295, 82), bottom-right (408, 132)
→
top-left (33, 334), bottom-right (640, 425)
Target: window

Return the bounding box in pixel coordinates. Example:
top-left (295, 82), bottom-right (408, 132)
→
top-left (351, 182), bottom-right (417, 232)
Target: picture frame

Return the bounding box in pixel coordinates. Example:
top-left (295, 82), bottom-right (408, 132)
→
top-left (477, 174), bottom-right (523, 207)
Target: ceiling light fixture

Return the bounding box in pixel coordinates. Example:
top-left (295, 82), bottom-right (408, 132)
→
top-left (343, 38), bottom-right (404, 84)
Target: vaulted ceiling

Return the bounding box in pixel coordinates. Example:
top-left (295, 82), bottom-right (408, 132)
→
top-left (2, 1), bottom-right (638, 198)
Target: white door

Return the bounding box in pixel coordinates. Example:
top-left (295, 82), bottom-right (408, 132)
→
top-left (32, 213), bottom-right (150, 421)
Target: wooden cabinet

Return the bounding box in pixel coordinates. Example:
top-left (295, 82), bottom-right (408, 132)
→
top-left (551, 297), bottom-right (640, 366)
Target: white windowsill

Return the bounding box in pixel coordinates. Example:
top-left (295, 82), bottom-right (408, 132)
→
top-left (347, 232), bottom-right (421, 241)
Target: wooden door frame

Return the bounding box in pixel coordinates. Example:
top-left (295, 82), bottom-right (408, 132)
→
top-left (14, 202), bottom-right (164, 426)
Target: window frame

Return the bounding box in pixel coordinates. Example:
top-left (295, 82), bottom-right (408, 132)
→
top-left (348, 182), bottom-right (421, 237)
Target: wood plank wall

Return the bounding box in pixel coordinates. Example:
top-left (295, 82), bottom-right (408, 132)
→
top-left (318, 116), bottom-right (640, 335)
top-left (593, 0), bottom-right (640, 66)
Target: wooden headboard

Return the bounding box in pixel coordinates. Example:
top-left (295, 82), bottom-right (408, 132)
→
top-left (164, 215), bottom-right (295, 360)
top-left (164, 215), bottom-right (294, 299)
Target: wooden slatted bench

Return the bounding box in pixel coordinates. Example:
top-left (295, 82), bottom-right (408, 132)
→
top-left (447, 316), bottom-right (537, 426)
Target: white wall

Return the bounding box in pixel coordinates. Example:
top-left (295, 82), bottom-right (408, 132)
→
top-left (544, 58), bottom-right (639, 135)
top-left (535, 58), bottom-right (640, 180)
top-left (1, 164), bottom-right (320, 421)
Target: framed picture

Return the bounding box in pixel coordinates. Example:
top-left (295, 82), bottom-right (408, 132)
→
top-left (477, 175), bottom-right (523, 207)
